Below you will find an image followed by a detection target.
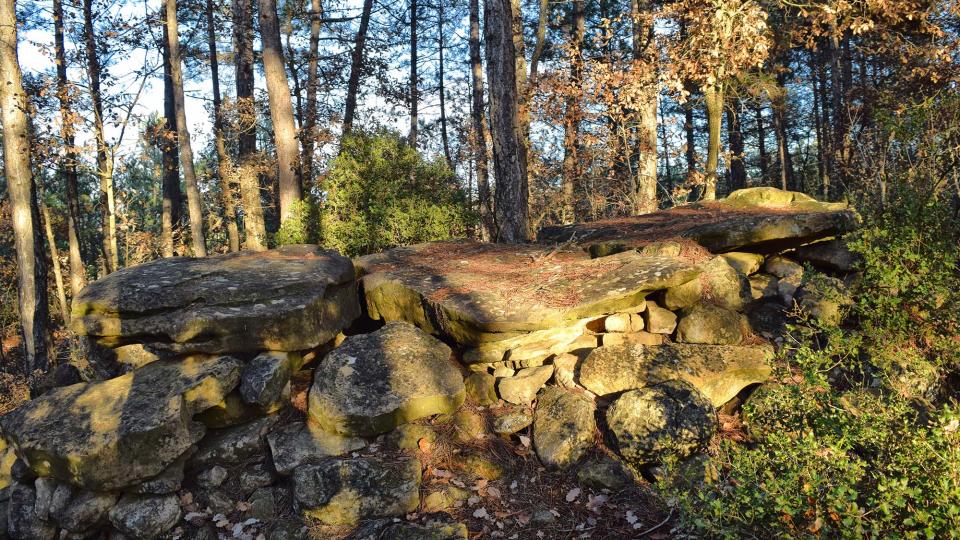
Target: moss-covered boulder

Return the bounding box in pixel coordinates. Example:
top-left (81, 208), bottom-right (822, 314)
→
top-left (675, 304), bottom-right (744, 345)
top-left (533, 387), bottom-right (596, 469)
top-left (309, 322), bottom-right (465, 437)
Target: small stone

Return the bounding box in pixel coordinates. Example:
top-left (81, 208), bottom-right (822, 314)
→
top-left (795, 275), bottom-right (853, 325)
top-left (239, 463), bottom-right (276, 493)
top-left (350, 519), bottom-right (469, 540)
top-left (498, 365), bottom-right (554, 405)
top-left (108, 493), bottom-right (182, 540)
top-left (748, 273), bottom-right (780, 300)
top-left (720, 252), bottom-right (764, 275)
top-left (603, 313), bottom-right (632, 333)
top-left (643, 301), bottom-right (677, 335)
top-left (452, 409), bottom-right (487, 443)
top-left (422, 485), bottom-right (470, 512)
top-left (197, 466), bottom-right (228, 488)
top-left (248, 487), bottom-right (276, 521)
top-left (196, 386), bottom-right (290, 429)
top-left (267, 421), bottom-right (366, 475)
top-left (533, 387), bottom-right (596, 469)
top-left (385, 424), bottom-right (437, 451)
top-left (240, 351), bottom-right (294, 408)
top-left (793, 238), bottom-right (858, 272)
top-left (203, 489), bottom-right (234, 515)
top-left (191, 415), bottom-right (277, 468)
top-left (492, 407), bottom-right (533, 436)
top-left (33, 477), bottom-right (59, 520)
top-left (601, 331), bottom-right (664, 347)
top-left (552, 353), bottom-right (579, 388)
top-left (6, 481), bottom-right (57, 540)
top-left (132, 450), bottom-right (190, 495)
top-left (491, 367), bottom-right (515, 378)
top-left (606, 380), bottom-right (718, 465)
top-left (764, 255), bottom-right (804, 279)
top-left (675, 304), bottom-right (743, 345)
top-left (464, 372), bottom-right (498, 406)
top-left (454, 452), bottom-right (503, 480)
top-left (9, 458), bottom-right (35, 483)
top-left (53, 489), bottom-right (117, 534)
top-left (577, 457), bottom-right (634, 491)
top-left (292, 456), bottom-right (421, 526)
top-left (269, 519), bottom-right (309, 540)
top-left (530, 507), bottom-right (556, 525)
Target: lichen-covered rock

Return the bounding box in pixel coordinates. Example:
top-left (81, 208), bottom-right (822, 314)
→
top-left (665, 256), bottom-right (747, 311)
top-left (643, 301), bottom-right (677, 335)
top-left (454, 452), bottom-right (503, 480)
top-left (5, 481), bottom-right (57, 540)
top-left (793, 238), bottom-right (859, 272)
top-left (350, 519), bottom-right (469, 540)
top-left (267, 421), bottom-right (366, 475)
top-left (498, 365), bottom-right (554, 405)
top-left (53, 489), bottom-right (117, 534)
top-left (240, 351), bottom-right (295, 409)
top-left (108, 494), bottom-right (181, 539)
top-left (720, 252), bottom-right (765, 275)
top-left (191, 415), bottom-right (277, 467)
top-left (384, 424), bottom-right (437, 451)
top-left (464, 372), bottom-right (498, 406)
top-left (72, 245), bottom-right (359, 354)
top-left (579, 343), bottom-right (772, 406)
top-left (764, 255), bottom-right (804, 279)
top-left (606, 380), bottom-right (718, 464)
top-left (292, 456), bottom-right (421, 525)
top-left (552, 353), bottom-right (579, 388)
top-left (358, 242), bottom-right (700, 345)
top-left (577, 456), bottom-right (634, 491)
top-left (601, 331), bottom-right (664, 347)
top-left (492, 407), bottom-right (533, 436)
top-left (748, 273), bottom-right (779, 300)
top-left (0, 438), bottom-right (14, 491)
top-left (132, 450), bottom-right (190, 495)
top-left (0, 355), bottom-right (240, 490)
top-left (675, 304), bottom-right (744, 345)
top-left (603, 312), bottom-right (644, 333)
top-left (310, 322), bottom-right (464, 437)
top-left (795, 275), bottom-right (853, 325)
top-left (462, 323), bottom-right (590, 365)
top-left (533, 387), bottom-right (596, 469)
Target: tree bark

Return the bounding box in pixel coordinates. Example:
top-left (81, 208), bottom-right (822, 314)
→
top-left (755, 104), bottom-right (768, 183)
top-left (83, 0), bottom-right (118, 272)
top-left (511, 0), bottom-right (530, 159)
top-left (810, 50), bottom-right (827, 197)
top-left (40, 201), bottom-right (70, 325)
top-left (561, 0), bottom-right (585, 223)
top-left (631, 0), bottom-right (657, 214)
top-left (726, 100), bottom-right (746, 191)
top-left (233, 0), bottom-right (267, 249)
top-left (165, 0), bottom-right (207, 256)
top-left (342, 0), bottom-right (373, 135)
top-left (259, 0), bottom-right (303, 224)
top-left (408, 0), bottom-right (418, 147)
top-left (161, 17), bottom-right (183, 258)
top-left (485, 0), bottom-right (528, 242)
top-left (207, 0), bottom-right (240, 252)
top-left (469, 0), bottom-right (493, 240)
top-left (302, 0), bottom-right (322, 185)
top-left (658, 97), bottom-right (673, 196)
top-left (53, 0), bottom-right (86, 297)
top-left (0, 0), bottom-right (50, 373)
top-left (702, 84), bottom-right (723, 201)
top-left (772, 72), bottom-right (795, 191)
top-left (528, 0), bottom-right (548, 83)
top-left (437, 1), bottom-right (451, 165)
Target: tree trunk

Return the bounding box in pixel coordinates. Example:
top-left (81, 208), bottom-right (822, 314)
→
top-left (40, 201), bottom-right (70, 325)
top-left (511, 0), bottom-right (530, 158)
top-left (259, 0), bottom-right (302, 225)
top-left (772, 72), bottom-right (795, 191)
top-left (658, 97), bottom-right (673, 196)
top-left (702, 84), bottom-right (723, 201)
top-left (437, 1), bottom-right (451, 165)
top-left (0, 0), bottom-right (50, 373)
top-left (829, 23), bottom-right (843, 197)
top-left (342, 0), bottom-right (373, 135)
top-left (755, 104), bottom-right (768, 183)
top-left (234, 0), bottom-right (267, 249)
top-left (161, 17), bottom-right (183, 258)
top-left (528, 0), bottom-right (548, 83)
top-left (53, 0), bottom-right (86, 298)
top-left (165, 0), bottom-right (207, 257)
top-left (83, 0), bottom-right (118, 272)
top-left (207, 0), bottom-right (240, 252)
top-left (408, 0), bottom-right (419, 147)
top-left (726, 100), bottom-right (746, 191)
top-left (469, 0), bottom-right (493, 240)
top-left (302, 0), bottom-right (322, 185)
top-left (631, 0), bottom-right (657, 214)
top-left (810, 50), bottom-right (827, 196)
top-left (561, 0), bottom-right (585, 223)
top-left (485, 0), bottom-right (528, 242)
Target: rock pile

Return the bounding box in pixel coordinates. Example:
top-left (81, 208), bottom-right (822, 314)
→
top-left (0, 188), bottom-right (861, 539)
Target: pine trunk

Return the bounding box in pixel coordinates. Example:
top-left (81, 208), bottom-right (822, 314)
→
top-left (631, 0), bottom-right (657, 214)
top-left (561, 0), bottom-right (585, 223)
top-left (234, 0), bottom-right (267, 249)
top-left (727, 100), bottom-right (746, 191)
top-left (702, 84), bottom-right (723, 201)
top-left (207, 0), bottom-right (240, 252)
top-left (161, 19), bottom-right (183, 258)
top-left (409, 0), bottom-right (418, 147)
top-left (40, 202), bottom-right (70, 326)
top-left (302, 0), bottom-right (322, 185)
top-left (469, 0), bottom-right (494, 240)
top-left (437, 2), bottom-right (451, 165)
top-left (773, 72), bottom-right (795, 191)
top-left (342, 0), bottom-right (373, 134)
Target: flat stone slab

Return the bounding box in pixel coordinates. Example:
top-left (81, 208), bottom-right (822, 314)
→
top-left (72, 245), bottom-right (359, 354)
top-left (0, 355), bottom-right (240, 491)
top-left (309, 322), bottom-right (465, 437)
top-left (538, 188), bottom-right (859, 255)
top-left (357, 241), bottom-right (700, 345)
top-left (579, 343), bottom-right (772, 406)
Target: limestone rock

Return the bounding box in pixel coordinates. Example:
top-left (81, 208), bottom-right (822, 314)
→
top-left (350, 519), bottom-right (468, 540)
top-left (240, 352), bottom-right (294, 408)
top-left (643, 301), bottom-right (677, 335)
top-left (191, 415), bottom-right (278, 467)
top-left (720, 252), bottom-right (765, 275)
top-left (248, 487), bottom-right (276, 521)
top-left (452, 409), bottom-right (487, 442)
top-left (309, 322), bottom-right (465, 437)
top-left (666, 256), bottom-right (746, 311)
top-left (552, 353), bottom-right (579, 388)
top-left (196, 386), bottom-right (290, 429)
top-left (5, 481), bottom-right (57, 540)
top-left (577, 457), bottom-right (634, 491)
top-left (454, 452), bottom-right (503, 480)
top-left (498, 365), bottom-right (554, 405)
top-left (764, 255), bottom-right (804, 279)
top-left (358, 242), bottom-right (700, 345)
top-left (606, 380), bottom-right (718, 464)
top-left (0, 438), bottom-right (14, 491)
top-left (267, 421), bottom-right (366, 475)
top-left (239, 463), bottom-right (276, 493)
top-left (578, 343), bottom-right (773, 406)
top-left (53, 489), bottom-right (117, 534)
top-left (384, 424), bottom-right (437, 451)
top-left (603, 313), bottom-right (644, 333)
top-left (0, 355), bottom-right (240, 490)
top-left (464, 372), bottom-right (498, 406)
top-left (292, 456), bottom-right (421, 525)
top-left (795, 275), bottom-right (853, 325)
top-left (793, 238), bottom-right (859, 272)
top-left (108, 494), bottom-right (181, 539)
top-left (492, 407), bottom-right (533, 436)
top-left (422, 485), bottom-right (470, 513)
top-left (533, 387), bottom-right (596, 469)
top-left (462, 323), bottom-right (590, 365)
top-left (675, 304), bottom-right (743, 345)
top-left (197, 466), bottom-right (228, 488)
top-left (132, 448), bottom-right (191, 495)
top-left (72, 245), bottom-right (359, 354)
top-left (748, 273), bottom-right (779, 300)
top-left (601, 331), bottom-right (664, 347)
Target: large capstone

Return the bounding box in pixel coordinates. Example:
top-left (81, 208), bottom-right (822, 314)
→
top-left (578, 343), bottom-right (772, 406)
top-left (606, 380), bottom-right (717, 465)
top-left (309, 322), bottom-right (465, 437)
top-left (533, 387), bottom-right (596, 469)
top-left (0, 355), bottom-right (239, 491)
top-left (357, 242), bottom-right (700, 346)
top-left (71, 245), bottom-right (359, 354)
top-left (292, 456), bottom-right (421, 525)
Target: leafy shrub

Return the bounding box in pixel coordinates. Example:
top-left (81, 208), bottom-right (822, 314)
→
top-left (321, 130), bottom-right (475, 256)
top-left (274, 198), bottom-right (321, 247)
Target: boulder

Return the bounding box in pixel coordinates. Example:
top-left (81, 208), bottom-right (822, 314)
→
top-left (240, 351), bottom-right (295, 408)
top-left (108, 494), bottom-right (181, 539)
top-left (309, 322), bottom-right (465, 437)
top-left (498, 365), bottom-right (555, 405)
top-left (292, 456), bottom-right (421, 525)
top-left (578, 343), bottom-right (773, 406)
top-left (793, 238), bottom-right (859, 272)
top-left (0, 355), bottom-right (240, 490)
top-left (795, 275), bottom-right (853, 325)
top-left (267, 421), bottom-right (366, 475)
top-left (764, 255), bottom-right (804, 279)
top-left (606, 380), bottom-right (717, 464)
top-left (665, 256), bottom-right (746, 311)
top-left (577, 456), bottom-right (634, 491)
top-left (191, 415), bottom-right (278, 467)
top-left (720, 252), bottom-right (765, 275)
top-left (357, 241), bottom-right (700, 345)
top-left (675, 304), bottom-right (744, 345)
top-left (464, 372), bottom-right (498, 406)
top-left (53, 489), bottom-right (117, 534)
top-left (492, 407), bottom-right (533, 436)
top-left (533, 387), bottom-right (596, 469)
top-left (748, 273), bottom-right (779, 300)
top-left (72, 245), bottom-right (359, 354)
top-left (5, 481), bottom-right (57, 540)
top-left (643, 301), bottom-right (678, 335)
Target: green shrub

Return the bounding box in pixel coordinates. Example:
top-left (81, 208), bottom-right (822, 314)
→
top-left (274, 198), bottom-right (321, 247)
top-left (321, 130), bottom-right (475, 257)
